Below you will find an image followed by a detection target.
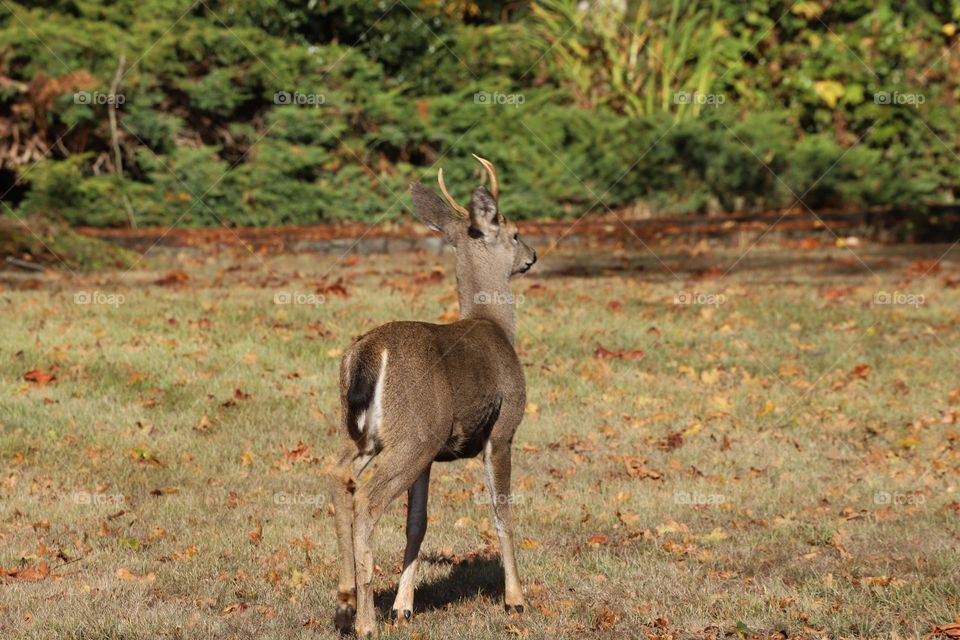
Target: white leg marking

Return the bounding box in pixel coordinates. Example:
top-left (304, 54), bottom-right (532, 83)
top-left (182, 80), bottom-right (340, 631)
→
top-left (395, 559), bottom-right (419, 604)
top-left (393, 468), bottom-right (430, 616)
top-left (483, 440), bottom-right (508, 537)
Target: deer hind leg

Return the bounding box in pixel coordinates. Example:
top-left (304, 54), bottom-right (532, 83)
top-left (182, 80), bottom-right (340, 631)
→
top-left (332, 447), bottom-right (374, 634)
top-left (352, 448), bottom-right (435, 637)
top-left (483, 438), bottom-right (525, 613)
top-left (391, 465), bottom-right (431, 623)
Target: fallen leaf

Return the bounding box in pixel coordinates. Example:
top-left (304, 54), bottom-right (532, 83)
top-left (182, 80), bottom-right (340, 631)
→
top-left (316, 278), bottom-right (349, 298)
top-left (595, 344), bottom-right (645, 361)
top-left (115, 567), bottom-right (155, 582)
top-left (593, 606), bottom-right (620, 631)
top-left (154, 270), bottom-right (190, 286)
top-left (0, 560), bottom-right (50, 582)
top-left (849, 364), bottom-right (872, 379)
top-left (624, 457), bottom-right (662, 480)
top-left (929, 620), bottom-right (960, 638)
top-left (23, 369), bottom-right (55, 385)
top-left (699, 368), bottom-right (721, 385)
top-left (283, 441), bottom-right (313, 464)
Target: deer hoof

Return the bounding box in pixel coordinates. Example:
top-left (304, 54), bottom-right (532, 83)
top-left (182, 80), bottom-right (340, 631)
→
top-left (334, 604), bottom-right (355, 635)
top-left (505, 603), bottom-right (525, 615)
top-left (391, 609), bottom-right (413, 624)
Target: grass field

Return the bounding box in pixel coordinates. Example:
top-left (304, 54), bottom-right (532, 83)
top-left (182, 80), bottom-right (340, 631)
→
top-left (1, 238), bottom-right (959, 640)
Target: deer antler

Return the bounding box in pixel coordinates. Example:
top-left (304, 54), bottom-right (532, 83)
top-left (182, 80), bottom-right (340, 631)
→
top-left (472, 154), bottom-right (499, 201)
top-left (437, 167), bottom-right (469, 217)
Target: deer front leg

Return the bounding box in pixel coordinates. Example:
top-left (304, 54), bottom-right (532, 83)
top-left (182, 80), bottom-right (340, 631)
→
top-left (391, 466), bottom-right (431, 623)
top-left (483, 439), bottom-right (525, 613)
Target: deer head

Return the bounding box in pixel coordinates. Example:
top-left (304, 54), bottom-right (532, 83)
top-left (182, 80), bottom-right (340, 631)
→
top-left (409, 156), bottom-right (536, 340)
top-left (409, 156), bottom-right (536, 276)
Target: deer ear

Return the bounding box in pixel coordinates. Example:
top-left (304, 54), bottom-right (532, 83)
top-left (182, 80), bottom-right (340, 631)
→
top-left (409, 182), bottom-right (460, 240)
top-left (468, 186), bottom-right (499, 237)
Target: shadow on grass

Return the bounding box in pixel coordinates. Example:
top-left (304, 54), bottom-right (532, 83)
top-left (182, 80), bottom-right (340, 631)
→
top-left (374, 553), bottom-right (504, 618)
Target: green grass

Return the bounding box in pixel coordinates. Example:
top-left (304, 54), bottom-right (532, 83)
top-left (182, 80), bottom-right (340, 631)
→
top-left (1, 240), bottom-right (959, 639)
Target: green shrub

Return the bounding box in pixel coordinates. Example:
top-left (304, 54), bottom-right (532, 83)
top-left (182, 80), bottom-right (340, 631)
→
top-left (0, 0), bottom-right (956, 228)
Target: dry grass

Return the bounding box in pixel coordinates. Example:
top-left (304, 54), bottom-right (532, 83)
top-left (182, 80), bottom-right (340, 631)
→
top-left (1, 238), bottom-right (959, 640)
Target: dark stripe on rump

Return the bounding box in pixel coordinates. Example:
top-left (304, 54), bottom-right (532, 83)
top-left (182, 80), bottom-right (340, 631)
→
top-left (346, 360), bottom-right (376, 445)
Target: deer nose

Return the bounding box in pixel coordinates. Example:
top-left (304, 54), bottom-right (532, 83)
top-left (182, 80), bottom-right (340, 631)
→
top-left (522, 252), bottom-right (537, 272)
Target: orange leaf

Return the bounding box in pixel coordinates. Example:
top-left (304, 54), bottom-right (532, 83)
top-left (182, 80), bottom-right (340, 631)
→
top-left (587, 533), bottom-right (608, 546)
top-left (154, 270), bottom-right (190, 286)
top-left (595, 344), bottom-right (645, 361)
top-left (850, 364), bottom-right (872, 379)
top-left (23, 369), bottom-right (55, 385)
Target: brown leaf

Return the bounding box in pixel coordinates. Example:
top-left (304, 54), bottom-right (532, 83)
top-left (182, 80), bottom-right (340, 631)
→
top-left (822, 286), bottom-right (853, 300)
top-left (850, 364), bottom-right (872, 379)
top-left (1, 560), bottom-right (50, 582)
top-left (115, 567), bottom-right (155, 582)
top-left (23, 369), bottom-right (55, 385)
top-left (909, 258), bottom-right (940, 275)
top-left (316, 278), bottom-right (349, 298)
top-left (594, 344), bottom-right (645, 361)
top-left (949, 387), bottom-right (960, 405)
top-left (194, 415), bottom-right (213, 432)
top-left (593, 606), bottom-right (620, 631)
top-left (223, 602), bottom-right (249, 614)
top-left (929, 621), bottom-right (960, 638)
top-left (624, 456), bottom-right (662, 480)
top-left (154, 270), bottom-right (190, 286)
top-left (283, 441), bottom-right (314, 464)
top-left (587, 533), bottom-right (608, 546)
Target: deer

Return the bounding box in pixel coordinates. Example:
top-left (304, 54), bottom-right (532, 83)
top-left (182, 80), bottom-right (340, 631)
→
top-left (330, 155), bottom-right (537, 637)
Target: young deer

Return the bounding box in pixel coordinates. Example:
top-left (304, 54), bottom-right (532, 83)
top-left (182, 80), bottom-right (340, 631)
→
top-left (331, 156), bottom-right (536, 637)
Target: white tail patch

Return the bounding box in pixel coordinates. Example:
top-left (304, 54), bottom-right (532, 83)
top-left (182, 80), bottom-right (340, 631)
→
top-left (355, 349), bottom-right (388, 453)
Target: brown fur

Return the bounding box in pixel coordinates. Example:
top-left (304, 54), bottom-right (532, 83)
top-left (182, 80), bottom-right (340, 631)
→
top-left (331, 160), bottom-right (536, 637)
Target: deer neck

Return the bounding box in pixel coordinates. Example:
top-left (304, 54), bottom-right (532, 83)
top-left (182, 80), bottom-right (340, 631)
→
top-left (455, 263), bottom-right (516, 344)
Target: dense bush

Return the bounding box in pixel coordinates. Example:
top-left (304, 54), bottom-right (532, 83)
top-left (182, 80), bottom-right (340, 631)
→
top-left (0, 0), bottom-right (957, 226)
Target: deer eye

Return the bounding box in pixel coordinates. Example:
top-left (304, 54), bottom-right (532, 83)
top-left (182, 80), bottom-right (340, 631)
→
top-left (512, 233), bottom-right (519, 244)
